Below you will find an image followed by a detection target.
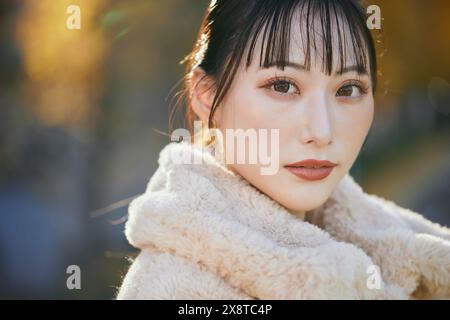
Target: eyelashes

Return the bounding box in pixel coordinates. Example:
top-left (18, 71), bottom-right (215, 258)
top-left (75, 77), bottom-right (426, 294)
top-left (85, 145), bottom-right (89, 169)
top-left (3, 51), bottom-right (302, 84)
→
top-left (262, 76), bottom-right (370, 99)
top-left (336, 80), bottom-right (370, 98)
top-left (264, 77), bottom-right (300, 96)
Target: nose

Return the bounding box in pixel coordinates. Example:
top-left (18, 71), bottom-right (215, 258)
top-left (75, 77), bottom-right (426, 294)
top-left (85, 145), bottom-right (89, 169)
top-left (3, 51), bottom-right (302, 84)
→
top-left (297, 92), bottom-right (332, 147)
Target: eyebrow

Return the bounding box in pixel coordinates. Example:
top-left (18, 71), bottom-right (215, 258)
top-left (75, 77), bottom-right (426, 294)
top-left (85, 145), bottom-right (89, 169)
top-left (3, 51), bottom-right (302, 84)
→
top-left (261, 61), bottom-right (369, 76)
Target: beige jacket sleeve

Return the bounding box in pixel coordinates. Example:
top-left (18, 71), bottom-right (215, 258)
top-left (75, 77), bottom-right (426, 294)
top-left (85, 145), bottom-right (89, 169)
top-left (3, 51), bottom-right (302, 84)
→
top-left (116, 249), bottom-right (253, 300)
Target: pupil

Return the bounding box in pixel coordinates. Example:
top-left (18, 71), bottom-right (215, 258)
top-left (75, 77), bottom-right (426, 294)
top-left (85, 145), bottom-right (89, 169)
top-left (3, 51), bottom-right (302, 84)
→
top-left (340, 86), bottom-right (353, 96)
top-left (275, 82), bottom-right (289, 93)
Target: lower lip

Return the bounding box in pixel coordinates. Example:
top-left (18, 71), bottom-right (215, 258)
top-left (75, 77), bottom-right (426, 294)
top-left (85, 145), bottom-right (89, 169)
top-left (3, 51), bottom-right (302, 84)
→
top-left (284, 166), bottom-right (335, 181)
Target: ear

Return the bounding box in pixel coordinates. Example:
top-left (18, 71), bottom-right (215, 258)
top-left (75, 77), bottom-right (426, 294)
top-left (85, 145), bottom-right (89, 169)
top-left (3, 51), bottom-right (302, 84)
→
top-left (190, 67), bottom-right (216, 125)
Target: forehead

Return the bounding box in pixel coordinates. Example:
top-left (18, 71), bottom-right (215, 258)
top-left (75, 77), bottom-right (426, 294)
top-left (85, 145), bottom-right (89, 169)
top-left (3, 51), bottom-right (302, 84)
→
top-left (243, 3), bottom-right (369, 74)
top-left (290, 8), bottom-right (357, 67)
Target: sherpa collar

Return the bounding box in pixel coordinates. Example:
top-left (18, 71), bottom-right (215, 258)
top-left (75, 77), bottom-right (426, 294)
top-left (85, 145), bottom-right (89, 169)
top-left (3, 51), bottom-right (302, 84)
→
top-left (124, 142), bottom-right (450, 299)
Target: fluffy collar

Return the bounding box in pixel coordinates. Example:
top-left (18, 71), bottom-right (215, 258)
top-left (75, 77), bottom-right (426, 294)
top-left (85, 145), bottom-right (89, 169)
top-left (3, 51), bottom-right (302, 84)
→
top-left (124, 142), bottom-right (450, 299)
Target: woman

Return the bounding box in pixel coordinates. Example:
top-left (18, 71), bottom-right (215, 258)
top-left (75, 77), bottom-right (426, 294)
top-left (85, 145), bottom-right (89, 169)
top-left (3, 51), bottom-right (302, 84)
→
top-left (117, 0), bottom-right (450, 299)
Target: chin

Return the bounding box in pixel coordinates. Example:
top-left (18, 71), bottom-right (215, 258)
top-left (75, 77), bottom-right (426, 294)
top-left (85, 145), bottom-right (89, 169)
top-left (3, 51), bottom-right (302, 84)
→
top-left (275, 189), bottom-right (332, 213)
top-left (284, 199), bottom-right (327, 213)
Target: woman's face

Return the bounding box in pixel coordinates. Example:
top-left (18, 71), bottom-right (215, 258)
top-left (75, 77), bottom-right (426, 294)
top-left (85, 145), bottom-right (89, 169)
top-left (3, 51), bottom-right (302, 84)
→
top-left (196, 14), bottom-right (374, 216)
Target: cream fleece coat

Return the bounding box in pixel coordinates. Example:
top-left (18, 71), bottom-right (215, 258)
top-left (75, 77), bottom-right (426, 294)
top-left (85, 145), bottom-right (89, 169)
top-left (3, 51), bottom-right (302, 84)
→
top-left (116, 142), bottom-right (450, 300)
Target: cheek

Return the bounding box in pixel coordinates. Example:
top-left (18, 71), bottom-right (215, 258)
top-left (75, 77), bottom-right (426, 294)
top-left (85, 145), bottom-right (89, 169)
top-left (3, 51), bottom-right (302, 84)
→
top-left (219, 83), bottom-right (285, 131)
top-left (216, 84), bottom-right (284, 183)
top-left (335, 98), bottom-right (374, 164)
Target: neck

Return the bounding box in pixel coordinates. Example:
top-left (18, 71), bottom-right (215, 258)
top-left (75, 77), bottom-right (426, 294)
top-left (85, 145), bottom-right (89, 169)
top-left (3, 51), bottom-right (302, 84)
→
top-left (288, 208), bottom-right (306, 221)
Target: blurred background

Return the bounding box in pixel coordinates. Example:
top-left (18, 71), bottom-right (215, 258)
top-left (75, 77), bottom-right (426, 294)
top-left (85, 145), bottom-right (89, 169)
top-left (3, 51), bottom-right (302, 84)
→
top-left (0, 0), bottom-right (449, 299)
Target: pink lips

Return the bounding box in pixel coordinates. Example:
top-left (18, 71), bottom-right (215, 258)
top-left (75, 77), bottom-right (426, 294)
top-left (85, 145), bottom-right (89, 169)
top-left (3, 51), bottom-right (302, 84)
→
top-left (284, 159), bottom-right (337, 181)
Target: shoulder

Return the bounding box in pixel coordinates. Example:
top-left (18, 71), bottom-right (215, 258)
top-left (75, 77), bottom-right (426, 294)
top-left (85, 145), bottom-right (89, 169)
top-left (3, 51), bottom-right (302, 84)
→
top-left (367, 193), bottom-right (450, 241)
top-left (116, 248), bottom-right (251, 300)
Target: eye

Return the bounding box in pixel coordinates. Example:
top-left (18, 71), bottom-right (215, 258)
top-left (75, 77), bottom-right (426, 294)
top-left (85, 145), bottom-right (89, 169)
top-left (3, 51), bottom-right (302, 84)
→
top-left (336, 82), bottom-right (367, 98)
top-left (265, 78), bottom-right (300, 95)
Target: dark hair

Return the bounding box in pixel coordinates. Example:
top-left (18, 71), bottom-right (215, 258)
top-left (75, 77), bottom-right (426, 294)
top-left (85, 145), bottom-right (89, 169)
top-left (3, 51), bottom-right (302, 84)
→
top-left (95, 0), bottom-right (378, 222)
top-left (171, 0), bottom-right (377, 140)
